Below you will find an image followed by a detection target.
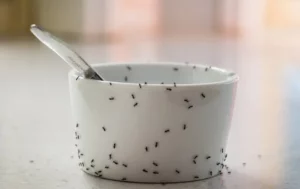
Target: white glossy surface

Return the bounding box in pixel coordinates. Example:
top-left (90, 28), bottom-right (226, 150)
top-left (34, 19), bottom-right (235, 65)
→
top-left (91, 63), bottom-right (237, 85)
top-left (69, 63), bottom-right (237, 182)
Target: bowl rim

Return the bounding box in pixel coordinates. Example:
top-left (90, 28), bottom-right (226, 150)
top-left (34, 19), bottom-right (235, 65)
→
top-left (69, 62), bottom-right (239, 87)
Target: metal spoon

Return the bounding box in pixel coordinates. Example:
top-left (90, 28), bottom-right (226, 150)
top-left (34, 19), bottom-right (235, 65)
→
top-left (30, 24), bottom-right (104, 80)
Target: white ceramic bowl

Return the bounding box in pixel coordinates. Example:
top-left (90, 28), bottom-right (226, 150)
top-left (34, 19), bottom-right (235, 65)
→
top-left (69, 62), bottom-right (238, 183)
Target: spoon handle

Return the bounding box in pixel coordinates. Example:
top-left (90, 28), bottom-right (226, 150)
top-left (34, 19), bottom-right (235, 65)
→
top-left (30, 24), bottom-right (103, 80)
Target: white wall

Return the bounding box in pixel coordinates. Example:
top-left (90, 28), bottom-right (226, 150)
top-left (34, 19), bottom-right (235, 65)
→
top-left (160, 0), bottom-right (215, 34)
top-left (160, 0), bottom-right (268, 37)
top-left (237, 0), bottom-right (267, 36)
top-left (219, 0), bottom-right (239, 31)
top-left (105, 0), bottom-right (159, 36)
top-left (82, 0), bottom-right (106, 36)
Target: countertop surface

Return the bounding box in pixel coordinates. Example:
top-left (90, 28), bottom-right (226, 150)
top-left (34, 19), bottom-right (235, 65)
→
top-left (0, 38), bottom-right (299, 189)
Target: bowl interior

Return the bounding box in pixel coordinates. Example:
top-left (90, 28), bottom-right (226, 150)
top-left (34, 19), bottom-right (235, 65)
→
top-left (92, 63), bottom-right (236, 85)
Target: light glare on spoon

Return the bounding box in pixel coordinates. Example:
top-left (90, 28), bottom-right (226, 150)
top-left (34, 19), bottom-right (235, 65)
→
top-left (30, 24), bottom-right (104, 80)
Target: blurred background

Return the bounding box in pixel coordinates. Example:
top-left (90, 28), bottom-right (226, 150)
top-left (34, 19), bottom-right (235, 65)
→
top-left (1, 0), bottom-right (300, 65)
top-left (1, 0), bottom-right (300, 60)
top-left (1, 1), bottom-right (300, 188)
top-left (2, 0), bottom-right (300, 37)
